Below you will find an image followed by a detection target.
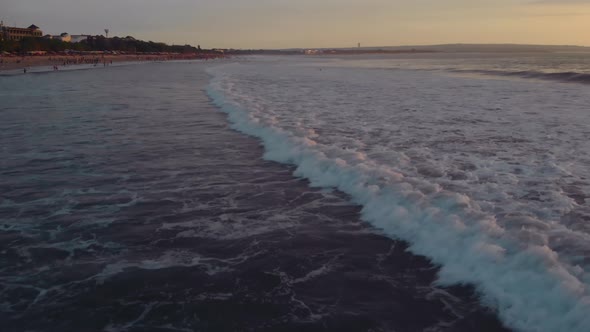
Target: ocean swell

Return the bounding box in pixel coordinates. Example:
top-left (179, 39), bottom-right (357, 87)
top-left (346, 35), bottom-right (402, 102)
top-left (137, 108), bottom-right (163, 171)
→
top-left (448, 69), bottom-right (590, 84)
top-left (206, 64), bottom-right (590, 332)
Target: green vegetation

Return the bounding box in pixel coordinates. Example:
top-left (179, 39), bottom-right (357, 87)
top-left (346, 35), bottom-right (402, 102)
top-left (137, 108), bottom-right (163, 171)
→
top-left (0, 38), bottom-right (83, 53)
top-left (85, 36), bottom-right (201, 53)
top-left (0, 36), bottom-right (202, 53)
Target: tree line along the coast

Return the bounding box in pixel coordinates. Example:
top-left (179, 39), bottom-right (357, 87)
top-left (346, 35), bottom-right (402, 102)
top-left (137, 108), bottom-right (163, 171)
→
top-left (0, 35), bottom-right (204, 54)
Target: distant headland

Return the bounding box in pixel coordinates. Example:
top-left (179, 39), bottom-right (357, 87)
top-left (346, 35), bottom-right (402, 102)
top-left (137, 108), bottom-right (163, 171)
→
top-left (235, 43), bottom-right (590, 55)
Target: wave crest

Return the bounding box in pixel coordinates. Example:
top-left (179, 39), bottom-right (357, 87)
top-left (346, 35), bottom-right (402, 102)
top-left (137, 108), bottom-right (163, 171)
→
top-left (206, 65), bottom-right (590, 332)
top-left (449, 69), bottom-right (590, 84)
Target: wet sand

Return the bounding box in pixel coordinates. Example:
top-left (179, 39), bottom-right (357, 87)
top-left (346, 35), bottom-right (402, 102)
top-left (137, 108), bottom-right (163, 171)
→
top-left (0, 54), bottom-right (223, 72)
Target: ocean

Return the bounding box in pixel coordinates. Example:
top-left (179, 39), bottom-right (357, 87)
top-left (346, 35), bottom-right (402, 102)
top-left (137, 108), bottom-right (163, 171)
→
top-left (1, 53), bottom-right (589, 331)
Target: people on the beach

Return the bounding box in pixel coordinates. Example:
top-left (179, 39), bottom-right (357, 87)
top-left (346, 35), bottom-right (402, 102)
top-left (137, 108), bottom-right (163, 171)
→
top-left (2, 52), bottom-right (227, 73)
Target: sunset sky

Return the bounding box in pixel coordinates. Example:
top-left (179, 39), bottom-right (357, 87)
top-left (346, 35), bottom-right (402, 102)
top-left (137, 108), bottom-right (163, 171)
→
top-left (2, 0), bottom-right (590, 48)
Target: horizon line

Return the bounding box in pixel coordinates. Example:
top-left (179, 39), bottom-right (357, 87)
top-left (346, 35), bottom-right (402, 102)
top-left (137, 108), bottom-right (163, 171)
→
top-left (223, 42), bottom-right (590, 51)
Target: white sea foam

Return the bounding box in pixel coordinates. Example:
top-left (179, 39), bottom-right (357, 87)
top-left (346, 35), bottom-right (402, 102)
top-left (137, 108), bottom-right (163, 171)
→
top-left (205, 57), bottom-right (590, 332)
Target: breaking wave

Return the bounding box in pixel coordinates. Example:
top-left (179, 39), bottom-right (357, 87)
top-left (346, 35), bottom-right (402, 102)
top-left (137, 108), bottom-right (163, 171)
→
top-left (448, 69), bottom-right (590, 84)
top-left (206, 64), bottom-right (590, 332)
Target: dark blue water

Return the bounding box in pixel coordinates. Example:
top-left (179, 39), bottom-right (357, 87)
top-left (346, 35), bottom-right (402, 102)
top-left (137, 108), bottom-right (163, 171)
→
top-left (0, 62), bottom-right (508, 331)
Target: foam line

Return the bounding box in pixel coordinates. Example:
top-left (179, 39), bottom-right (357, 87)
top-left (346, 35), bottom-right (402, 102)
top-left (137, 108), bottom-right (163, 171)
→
top-left (205, 65), bottom-right (590, 332)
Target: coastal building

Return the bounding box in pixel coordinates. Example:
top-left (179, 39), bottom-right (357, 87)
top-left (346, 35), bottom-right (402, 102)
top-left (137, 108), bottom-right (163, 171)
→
top-left (0, 22), bottom-right (43, 41)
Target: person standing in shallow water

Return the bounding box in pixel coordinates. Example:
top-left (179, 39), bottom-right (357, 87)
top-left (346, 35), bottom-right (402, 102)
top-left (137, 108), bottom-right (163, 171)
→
top-left (23, 68), bottom-right (27, 74)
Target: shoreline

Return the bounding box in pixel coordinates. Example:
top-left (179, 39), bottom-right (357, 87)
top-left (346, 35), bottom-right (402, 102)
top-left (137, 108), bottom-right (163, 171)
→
top-left (0, 53), bottom-right (226, 74)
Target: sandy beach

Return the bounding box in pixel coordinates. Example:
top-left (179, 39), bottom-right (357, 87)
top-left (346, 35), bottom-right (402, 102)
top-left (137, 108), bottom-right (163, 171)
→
top-left (0, 53), bottom-right (224, 73)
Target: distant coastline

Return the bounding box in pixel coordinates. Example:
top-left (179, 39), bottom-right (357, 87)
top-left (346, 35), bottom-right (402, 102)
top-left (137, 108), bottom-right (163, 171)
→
top-left (4, 42), bottom-right (590, 74)
top-left (0, 30), bottom-right (227, 73)
top-left (230, 43), bottom-right (590, 55)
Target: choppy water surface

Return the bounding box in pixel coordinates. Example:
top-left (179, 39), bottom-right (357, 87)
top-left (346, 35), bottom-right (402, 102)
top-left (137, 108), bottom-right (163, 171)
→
top-left (316, 52), bottom-right (590, 84)
top-left (208, 54), bottom-right (590, 332)
top-left (1, 62), bottom-right (509, 331)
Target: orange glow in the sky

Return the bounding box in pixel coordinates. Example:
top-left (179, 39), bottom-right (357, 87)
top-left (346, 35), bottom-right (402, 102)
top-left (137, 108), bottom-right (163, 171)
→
top-left (2, 0), bottom-right (590, 48)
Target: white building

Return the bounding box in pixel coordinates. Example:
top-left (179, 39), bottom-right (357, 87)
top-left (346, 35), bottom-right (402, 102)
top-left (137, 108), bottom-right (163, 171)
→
top-left (55, 33), bottom-right (71, 42)
top-left (45, 33), bottom-right (72, 42)
top-left (70, 35), bottom-right (89, 43)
